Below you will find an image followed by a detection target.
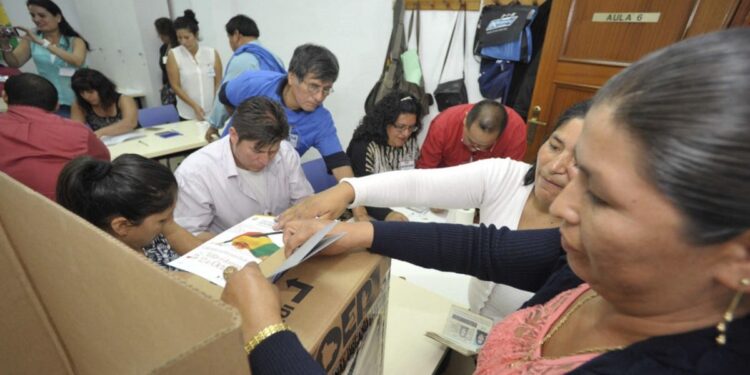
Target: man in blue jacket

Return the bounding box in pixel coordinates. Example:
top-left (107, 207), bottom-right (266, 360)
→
top-left (219, 44), bottom-right (369, 220)
top-left (204, 15), bottom-right (285, 141)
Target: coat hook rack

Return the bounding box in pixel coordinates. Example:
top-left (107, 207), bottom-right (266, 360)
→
top-left (405, 0), bottom-right (544, 11)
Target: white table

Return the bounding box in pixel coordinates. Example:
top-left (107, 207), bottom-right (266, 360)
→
top-left (107, 120), bottom-right (209, 160)
top-left (385, 277), bottom-right (454, 374)
top-left (382, 208), bottom-right (474, 374)
top-left (390, 207), bottom-right (471, 307)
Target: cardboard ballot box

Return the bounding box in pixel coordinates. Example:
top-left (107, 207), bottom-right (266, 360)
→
top-left (0, 173), bottom-right (390, 374)
top-left (184, 243), bottom-right (391, 375)
top-left (0, 173), bottom-right (249, 374)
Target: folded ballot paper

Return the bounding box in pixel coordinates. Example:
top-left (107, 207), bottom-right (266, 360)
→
top-left (169, 215), bottom-right (345, 287)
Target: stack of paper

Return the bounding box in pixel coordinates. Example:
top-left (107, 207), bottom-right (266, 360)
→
top-left (169, 215), bottom-right (344, 287)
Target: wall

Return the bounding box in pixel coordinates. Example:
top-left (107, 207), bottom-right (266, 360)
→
top-left (169, 1), bottom-right (481, 159)
top-left (4, 1), bottom-right (482, 161)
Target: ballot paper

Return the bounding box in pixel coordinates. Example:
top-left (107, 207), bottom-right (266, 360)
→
top-left (169, 215), bottom-right (344, 287)
top-left (100, 130), bottom-right (146, 146)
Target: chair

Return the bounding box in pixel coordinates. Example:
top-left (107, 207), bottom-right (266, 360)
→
top-left (137, 105), bottom-right (180, 128)
top-left (301, 158), bottom-right (338, 193)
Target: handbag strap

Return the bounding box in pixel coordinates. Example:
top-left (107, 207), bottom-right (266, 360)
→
top-left (406, 3), bottom-right (422, 53)
top-left (438, 2), bottom-right (467, 82)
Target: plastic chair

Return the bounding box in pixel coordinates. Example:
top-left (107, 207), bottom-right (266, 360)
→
top-left (301, 158), bottom-right (337, 193)
top-left (137, 105), bottom-right (180, 128)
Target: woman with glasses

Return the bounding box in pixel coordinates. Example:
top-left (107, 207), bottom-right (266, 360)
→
top-left (345, 91), bottom-right (423, 221)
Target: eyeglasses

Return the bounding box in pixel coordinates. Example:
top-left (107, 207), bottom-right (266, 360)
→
top-left (461, 135), bottom-right (496, 152)
top-left (390, 123), bottom-right (419, 134)
top-left (301, 80), bottom-right (334, 96)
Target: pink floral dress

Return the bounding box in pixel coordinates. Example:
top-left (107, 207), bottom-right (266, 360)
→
top-left (475, 283), bottom-right (600, 375)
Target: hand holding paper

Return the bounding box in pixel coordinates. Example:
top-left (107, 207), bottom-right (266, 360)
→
top-left (221, 263), bottom-right (282, 341)
top-left (282, 219), bottom-right (375, 258)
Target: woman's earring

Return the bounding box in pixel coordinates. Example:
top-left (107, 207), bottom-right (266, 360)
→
top-left (716, 277), bottom-right (750, 345)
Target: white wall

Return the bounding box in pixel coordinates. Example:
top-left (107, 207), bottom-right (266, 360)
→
top-left (5, 1), bottom-right (482, 160)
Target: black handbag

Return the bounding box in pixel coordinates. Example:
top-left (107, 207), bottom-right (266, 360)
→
top-left (434, 3), bottom-right (468, 112)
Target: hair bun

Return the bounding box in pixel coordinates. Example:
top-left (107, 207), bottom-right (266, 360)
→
top-left (183, 9), bottom-right (198, 23)
top-left (86, 160), bottom-right (112, 181)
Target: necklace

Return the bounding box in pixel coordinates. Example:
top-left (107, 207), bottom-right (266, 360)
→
top-left (541, 291), bottom-right (626, 358)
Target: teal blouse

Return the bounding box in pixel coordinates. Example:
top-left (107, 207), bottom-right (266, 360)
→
top-left (30, 34), bottom-right (82, 106)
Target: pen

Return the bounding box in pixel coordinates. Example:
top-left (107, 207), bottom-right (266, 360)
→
top-left (138, 140), bottom-right (149, 146)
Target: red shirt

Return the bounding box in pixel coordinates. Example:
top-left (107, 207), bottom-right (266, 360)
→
top-left (0, 105), bottom-right (110, 200)
top-left (416, 103), bottom-right (527, 169)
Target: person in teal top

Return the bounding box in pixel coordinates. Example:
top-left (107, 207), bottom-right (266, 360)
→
top-left (0, 0), bottom-right (89, 118)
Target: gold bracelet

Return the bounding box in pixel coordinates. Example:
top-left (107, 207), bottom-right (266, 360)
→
top-left (244, 323), bottom-right (289, 354)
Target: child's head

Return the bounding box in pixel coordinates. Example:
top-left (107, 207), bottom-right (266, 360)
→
top-left (57, 154), bottom-right (178, 249)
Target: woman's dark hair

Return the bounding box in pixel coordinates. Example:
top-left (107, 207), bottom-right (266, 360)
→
top-left (173, 9), bottom-right (199, 35)
top-left (154, 17), bottom-right (177, 46)
top-left (71, 68), bottom-right (118, 112)
top-left (56, 154), bottom-right (177, 230)
top-left (523, 99), bottom-right (591, 186)
top-left (592, 28), bottom-right (750, 245)
top-left (27, 0), bottom-right (90, 50)
top-left (352, 91), bottom-right (423, 146)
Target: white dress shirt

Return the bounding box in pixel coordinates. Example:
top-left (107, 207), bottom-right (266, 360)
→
top-left (174, 137), bottom-right (313, 234)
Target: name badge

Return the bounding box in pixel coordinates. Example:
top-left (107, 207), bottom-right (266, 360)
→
top-left (207, 66), bottom-right (216, 77)
top-left (399, 159), bottom-right (415, 170)
top-left (59, 67), bottom-right (76, 77)
top-left (162, 56), bottom-right (167, 65)
top-left (288, 133), bottom-right (299, 148)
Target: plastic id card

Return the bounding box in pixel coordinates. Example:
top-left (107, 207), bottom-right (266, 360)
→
top-left (155, 130), bottom-right (182, 138)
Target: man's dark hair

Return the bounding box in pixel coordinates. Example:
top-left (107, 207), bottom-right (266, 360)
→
top-left (225, 15), bottom-right (259, 38)
top-left (288, 44), bottom-right (339, 83)
top-left (232, 96), bottom-right (289, 149)
top-left (465, 100), bottom-right (507, 134)
top-left (4, 73), bottom-right (58, 111)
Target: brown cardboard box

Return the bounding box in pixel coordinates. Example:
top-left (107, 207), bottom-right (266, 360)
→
top-left (184, 244), bottom-right (391, 375)
top-left (0, 173), bottom-right (249, 374)
top-left (0, 172), bottom-right (390, 374)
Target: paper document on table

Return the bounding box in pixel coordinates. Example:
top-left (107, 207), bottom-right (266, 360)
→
top-left (101, 130), bottom-right (146, 146)
top-left (425, 305), bottom-right (493, 356)
top-left (169, 215), bottom-right (343, 287)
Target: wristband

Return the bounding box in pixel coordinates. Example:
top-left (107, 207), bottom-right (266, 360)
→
top-left (244, 323), bottom-right (289, 354)
top-left (41, 39), bottom-right (51, 49)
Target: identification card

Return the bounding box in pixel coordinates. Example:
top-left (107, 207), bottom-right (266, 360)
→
top-left (399, 158), bottom-right (415, 170)
top-left (59, 67), bottom-right (75, 77)
top-left (162, 56), bottom-right (167, 65)
top-left (207, 66), bottom-right (216, 77)
top-left (425, 305), bottom-right (493, 355)
top-left (288, 133), bottom-right (299, 148)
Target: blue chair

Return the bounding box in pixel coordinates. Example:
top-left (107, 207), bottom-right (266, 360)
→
top-left (301, 158), bottom-right (337, 193)
top-left (137, 105), bottom-right (180, 128)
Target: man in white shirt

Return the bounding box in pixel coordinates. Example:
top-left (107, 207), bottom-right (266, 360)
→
top-left (175, 96), bottom-right (313, 238)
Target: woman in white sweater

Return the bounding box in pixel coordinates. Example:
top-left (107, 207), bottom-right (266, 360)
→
top-left (278, 100), bottom-right (591, 321)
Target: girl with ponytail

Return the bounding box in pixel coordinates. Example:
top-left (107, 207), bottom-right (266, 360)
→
top-left (57, 154), bottom-right (203, 269)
